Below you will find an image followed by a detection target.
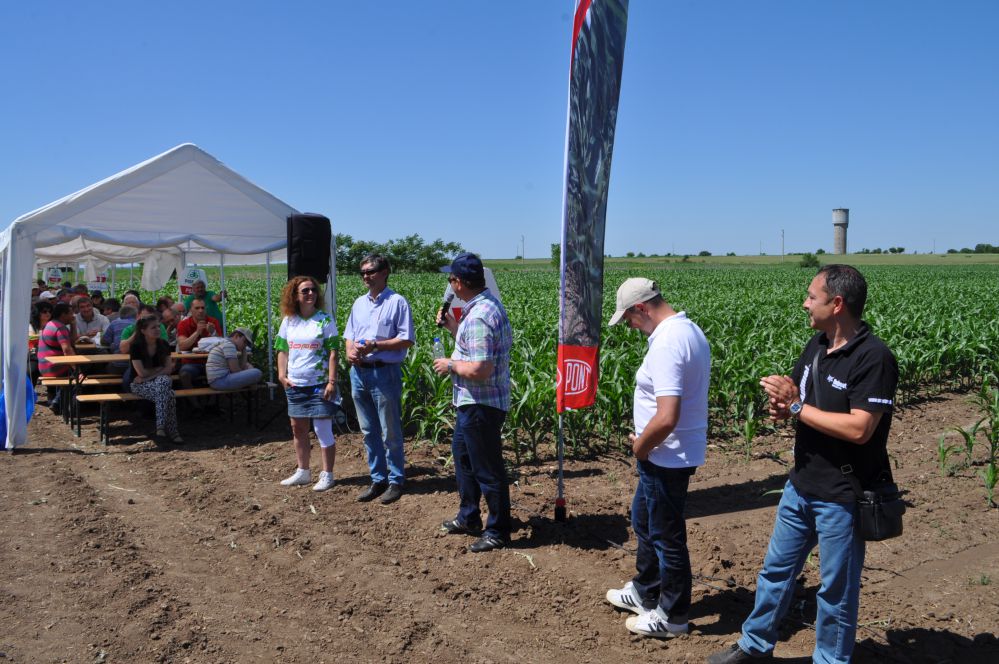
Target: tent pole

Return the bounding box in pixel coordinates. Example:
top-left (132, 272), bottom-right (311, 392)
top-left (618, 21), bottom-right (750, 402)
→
top-left (266, 252), bottom-right (274, 398)
top-left (129, 263), bottom-right (133, 288)
top-left (219, 255), bottom-right (227, 337)
top-left (110, 264), bottom-right (116, 298)
top-left (0, 250), bottom-right (6, 368)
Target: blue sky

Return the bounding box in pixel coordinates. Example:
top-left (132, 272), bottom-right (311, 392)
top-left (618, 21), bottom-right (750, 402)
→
top-left (2, 1), bottom-right (996, 257)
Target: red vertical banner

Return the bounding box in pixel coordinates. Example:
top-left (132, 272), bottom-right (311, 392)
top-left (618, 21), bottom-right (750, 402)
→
top-left (557, 0), bottom-right (629, 413)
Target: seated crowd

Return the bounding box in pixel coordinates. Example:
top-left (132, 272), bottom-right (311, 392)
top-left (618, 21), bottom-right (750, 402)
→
top-left (29, 280), bottom-right (256, 444)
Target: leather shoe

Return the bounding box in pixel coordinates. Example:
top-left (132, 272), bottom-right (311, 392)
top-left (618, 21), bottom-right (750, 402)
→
top-left (469, 535), bottom-right (505, 553)
top-left (441, 519), bottom-right (482, 535)
top-left (379, 484), bottom-right (403, 504)
top-left (707, 644), bottom-right (772, 664)
top-left (357, 482), bottom-right (388, 502)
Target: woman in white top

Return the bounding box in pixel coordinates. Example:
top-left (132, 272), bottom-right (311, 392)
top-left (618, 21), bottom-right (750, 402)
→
top-left (275, 276), bottom-right (339, 492)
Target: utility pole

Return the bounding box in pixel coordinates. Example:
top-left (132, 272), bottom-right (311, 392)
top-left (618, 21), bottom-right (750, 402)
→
top-left (781, 229), bottom-right (785, 264)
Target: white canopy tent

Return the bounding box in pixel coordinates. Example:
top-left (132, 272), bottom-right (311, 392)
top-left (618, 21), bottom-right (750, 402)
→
top-left (2, 143), bottom-right (334, 449)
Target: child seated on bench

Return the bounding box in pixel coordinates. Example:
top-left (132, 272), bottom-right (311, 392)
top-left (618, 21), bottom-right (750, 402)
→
top-left (207, 327), bottom-right (262, 390)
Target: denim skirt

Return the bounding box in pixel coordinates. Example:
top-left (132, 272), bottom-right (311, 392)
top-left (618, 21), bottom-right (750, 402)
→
top-left (286, 384), bottom-right (336, 419)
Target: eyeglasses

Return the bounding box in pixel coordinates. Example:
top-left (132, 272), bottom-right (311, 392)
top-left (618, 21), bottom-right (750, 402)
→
top-left (360, 268), bottom-right (382, 276)
top-left (298, 287), bottom-right (318, 295)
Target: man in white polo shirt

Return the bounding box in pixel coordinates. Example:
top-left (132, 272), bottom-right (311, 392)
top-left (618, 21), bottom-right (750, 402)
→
top-left (603, 277), bottom-right (711, 639)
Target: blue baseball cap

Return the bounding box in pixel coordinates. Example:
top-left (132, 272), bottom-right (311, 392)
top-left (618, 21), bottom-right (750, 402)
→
top-left (441, 252), bottom-right (484, 282)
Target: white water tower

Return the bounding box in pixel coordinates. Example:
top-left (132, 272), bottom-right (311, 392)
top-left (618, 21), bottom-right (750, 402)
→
top-left (832, 208), bottom-right (849, 254)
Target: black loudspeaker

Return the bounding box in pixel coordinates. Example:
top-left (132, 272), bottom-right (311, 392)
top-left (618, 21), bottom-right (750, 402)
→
top-left (287, 213), bottom-right (331, 283)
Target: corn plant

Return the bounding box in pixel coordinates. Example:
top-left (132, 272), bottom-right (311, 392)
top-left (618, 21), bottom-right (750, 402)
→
top-left (950, 420), bottom-right (983, 465)
top-left (937, 435), bottom-right (960, 476)
top-left (980, 464), bottom-right (998, 508)
top-left (739, 402), bottom-right (761, 460)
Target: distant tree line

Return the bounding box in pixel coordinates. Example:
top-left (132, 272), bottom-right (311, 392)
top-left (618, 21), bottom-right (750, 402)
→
top-left (336, 233), bottom-right (463, 273)
top-left (947, 243), bottom-right (999, 254)
top-left (856, 247), bottom-right (906, 254)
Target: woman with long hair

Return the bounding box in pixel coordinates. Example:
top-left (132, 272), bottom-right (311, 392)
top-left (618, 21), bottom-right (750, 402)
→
top-left (29, 301), bottom-right (53, 336)
top-left (275, 276), bottom-right (338, 491)
top-left (129, 316), bottom-right (182, 444)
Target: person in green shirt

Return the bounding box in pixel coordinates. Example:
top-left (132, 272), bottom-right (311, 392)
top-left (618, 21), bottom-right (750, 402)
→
top-left (183, 279), bottom-right (227, 327)
top-left (119, 305), bottom-right (169, 354)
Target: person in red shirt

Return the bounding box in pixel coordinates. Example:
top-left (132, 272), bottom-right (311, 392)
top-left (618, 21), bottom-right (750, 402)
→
top-left (38, 302), bottom-right (77, 414)
top-left (176, 297), bottom-right (221, 389)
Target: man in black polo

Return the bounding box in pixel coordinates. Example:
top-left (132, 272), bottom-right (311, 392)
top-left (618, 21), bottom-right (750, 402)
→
top-left (709, 264), bottom-right (898, 664)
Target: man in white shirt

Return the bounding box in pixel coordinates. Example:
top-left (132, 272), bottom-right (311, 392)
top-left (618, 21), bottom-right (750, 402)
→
top-left (603, 278), bottom-right (711, 640)
top-left (74, 296), bottom-right (110, 343)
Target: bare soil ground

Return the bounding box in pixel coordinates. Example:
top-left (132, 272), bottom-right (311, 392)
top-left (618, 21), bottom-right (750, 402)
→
top-left (2, 391), bottom-right (998, 664)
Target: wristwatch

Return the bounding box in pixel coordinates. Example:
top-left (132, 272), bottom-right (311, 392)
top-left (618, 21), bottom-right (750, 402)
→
top-left (789, 401), bottom-right (803, 417)
top-left (447, 360), bottom-right (454, 374)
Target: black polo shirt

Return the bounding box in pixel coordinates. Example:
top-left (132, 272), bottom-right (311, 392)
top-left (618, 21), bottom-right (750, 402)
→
top-left (788, 322), bottom-right (899, 503)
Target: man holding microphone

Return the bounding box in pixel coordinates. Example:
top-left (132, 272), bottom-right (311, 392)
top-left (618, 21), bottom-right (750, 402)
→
top-left (432, 252), bottom-right (513, 553)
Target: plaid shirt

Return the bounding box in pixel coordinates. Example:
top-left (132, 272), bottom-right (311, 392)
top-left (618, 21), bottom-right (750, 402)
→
top-left (451, 289), bottom-right (512, 411)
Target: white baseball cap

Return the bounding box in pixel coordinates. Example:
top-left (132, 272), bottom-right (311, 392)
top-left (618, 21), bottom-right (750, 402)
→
top-left (608, 278), bottom-right (661, 326)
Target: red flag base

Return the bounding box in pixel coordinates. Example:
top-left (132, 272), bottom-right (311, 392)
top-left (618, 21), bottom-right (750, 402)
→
top-left (554, 497), bottom-right (568, 522)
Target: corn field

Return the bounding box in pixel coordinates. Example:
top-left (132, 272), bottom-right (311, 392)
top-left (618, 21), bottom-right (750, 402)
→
top-left (124, 264), bottom-right (999, 461)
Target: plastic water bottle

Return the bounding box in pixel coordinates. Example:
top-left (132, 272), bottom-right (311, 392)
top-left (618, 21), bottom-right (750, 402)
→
top-left (432, 337), bottom-right (446, 359)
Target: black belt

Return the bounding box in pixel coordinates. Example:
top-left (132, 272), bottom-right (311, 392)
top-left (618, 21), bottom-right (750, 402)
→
top-left (358, 361), bottom-right (388, 368)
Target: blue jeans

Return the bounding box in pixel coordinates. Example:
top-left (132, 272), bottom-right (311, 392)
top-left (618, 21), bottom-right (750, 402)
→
top-left (350, 364), bottom-right (405, 486)
top-left (210, 367), bottom-right (262, 390)
top-left (632, 460), bottom-right (696, 618)
top-left (739, 480), bottom-right (865, 664)
top-left (451, 403), bottom-right (511, 539)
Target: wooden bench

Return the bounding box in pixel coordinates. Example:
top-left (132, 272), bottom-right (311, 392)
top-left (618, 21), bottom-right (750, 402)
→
top-left (43, 375), bottom-right (179, 430)
top-left (76, 384), bottom-right (272, 444)
top-left (40, 374), bottom-right (122, 385)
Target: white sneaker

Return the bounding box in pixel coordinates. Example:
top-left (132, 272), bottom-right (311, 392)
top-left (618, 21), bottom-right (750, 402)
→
top-left (625, 607), bottom-right (688, 638)
top-left (280, 468), bottom-right (312, 486)
top-left (312, 471), bottom-right (335, 492)
top-left (606, 581), bottom-right (645, 615)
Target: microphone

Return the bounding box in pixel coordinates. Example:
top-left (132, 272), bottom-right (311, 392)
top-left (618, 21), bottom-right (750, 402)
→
top-left (436, 292), bottom-right (455, 327)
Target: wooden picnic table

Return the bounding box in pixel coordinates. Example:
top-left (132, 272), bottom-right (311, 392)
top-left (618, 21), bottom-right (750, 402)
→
top-left (45, 352), bottom-right (208, 366)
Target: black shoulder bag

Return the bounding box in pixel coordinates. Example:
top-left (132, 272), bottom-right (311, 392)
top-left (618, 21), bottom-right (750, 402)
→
top-left (810, 351), bottom-right (905, 541)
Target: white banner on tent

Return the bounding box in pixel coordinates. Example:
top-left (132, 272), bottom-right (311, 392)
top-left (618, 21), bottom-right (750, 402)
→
top-left (179, 267), bottom-right (208, 296)
top-left (46, 267), bottom-right (62, 286)
top-left (87, 271), bottom-right (110, 292)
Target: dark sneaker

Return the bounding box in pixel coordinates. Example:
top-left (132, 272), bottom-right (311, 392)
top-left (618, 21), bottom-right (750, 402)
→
top-left (707, 644), bottom-right (772, 664)
top-left (441, 519), bottom-right (482, 535)
top-left (379, 484), bottom-right (403, 504)
top-left (357, 482), bottom-right (388, 502)
top-left (469, 535), bottom-right (505, 553)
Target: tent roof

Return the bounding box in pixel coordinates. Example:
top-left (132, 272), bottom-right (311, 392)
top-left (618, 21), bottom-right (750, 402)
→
top-left (7, 143), bottom-right (297, 262)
